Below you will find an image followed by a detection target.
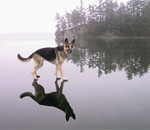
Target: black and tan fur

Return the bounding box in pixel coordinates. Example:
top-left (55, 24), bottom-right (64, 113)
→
top-left (17, 38), bottom-right (75, 80)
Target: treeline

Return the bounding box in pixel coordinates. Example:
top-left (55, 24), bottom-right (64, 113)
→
top-left (55, 0), bottom-right (150, 37)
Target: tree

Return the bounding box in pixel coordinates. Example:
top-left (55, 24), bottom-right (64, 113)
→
top-left (66, 12), bottom-right (72, 29)
top-left (97, 0), bottom-right (105, 22)
top-left (55, 13), bottom-right (61, 30)
top-left (60, 16), bottom-right (67, 31)
top-left (87, 5), bottom-right (97, 24)
top-left (55, 0), bottom-right (150, 37)
top-left (105, 0), bottom-right (118, 29)
top-left (70, 8), bottom-right (81, 27)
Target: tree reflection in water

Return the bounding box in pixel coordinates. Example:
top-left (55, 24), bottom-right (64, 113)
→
top-left (67, 38), bottom-right (150, 79)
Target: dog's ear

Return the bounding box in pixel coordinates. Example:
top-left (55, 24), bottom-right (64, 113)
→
top-left (65, 38), bottom-right (69, 45)
top-left (71, 39), bottom-right (75, 45)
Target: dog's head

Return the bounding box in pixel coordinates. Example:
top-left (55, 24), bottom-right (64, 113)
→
top-left (65, 107), bottom-right (76, 121)
top-left (64, 38), bottom-right (75, 55)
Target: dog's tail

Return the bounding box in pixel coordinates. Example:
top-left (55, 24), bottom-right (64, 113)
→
top-left (20, 92), bottom-right (35, 101)
top-left (17, 53), bottom-right (33, 62)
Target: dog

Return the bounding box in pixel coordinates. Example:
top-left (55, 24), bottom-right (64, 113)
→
top-left (20, 79), bottom-right (76, 121)
top-left (17, 38), bottom-right (75, 80)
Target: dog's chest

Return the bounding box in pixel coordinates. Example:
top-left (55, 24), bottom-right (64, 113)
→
top-left (57, 51), bottom-right (66, 64)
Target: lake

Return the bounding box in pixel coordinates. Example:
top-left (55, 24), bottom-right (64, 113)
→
top-left (1, 35), bottom-right (150, 129)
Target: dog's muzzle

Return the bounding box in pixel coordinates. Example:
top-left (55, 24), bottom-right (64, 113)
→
top-left (67, 50), bottom-right (72, 54)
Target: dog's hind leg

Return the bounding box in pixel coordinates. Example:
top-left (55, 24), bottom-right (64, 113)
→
top-left (32, 65), bottom-right (41, 79)
top-left (32, 54), bottom-right (43, 79)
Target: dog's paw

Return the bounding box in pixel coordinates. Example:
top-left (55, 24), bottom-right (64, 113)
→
top-left (56, 77), bottom-right (61, 80)
top-left (63, 78), bottom-right (68, 81)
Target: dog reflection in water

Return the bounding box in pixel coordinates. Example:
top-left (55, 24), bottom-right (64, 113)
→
top-left (20, 79), bottom-right (76, 121)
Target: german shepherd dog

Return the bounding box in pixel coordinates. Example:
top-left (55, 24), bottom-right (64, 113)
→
top-left (20, 79), bottom-right (76, 121)
top-left (17, 38), bottom-right (75, 80)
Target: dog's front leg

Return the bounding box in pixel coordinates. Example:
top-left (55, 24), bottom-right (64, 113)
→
top-left (58, 64), bottom-right (68, 81)
top-left (55, 65), bottom-right (61, 79)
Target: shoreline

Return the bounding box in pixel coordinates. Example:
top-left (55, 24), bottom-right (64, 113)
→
top-left (90, 36), bottom-right (150, 39)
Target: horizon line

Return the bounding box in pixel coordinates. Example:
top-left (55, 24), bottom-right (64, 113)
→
top-left (0, 32), bottom-right (55, 34)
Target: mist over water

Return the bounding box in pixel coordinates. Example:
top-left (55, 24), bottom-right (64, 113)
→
top-left (1, 34), bottom-right (150, 129)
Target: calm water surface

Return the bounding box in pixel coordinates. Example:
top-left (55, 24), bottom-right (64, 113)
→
top-left (1, 37), bottom-right (150, 129)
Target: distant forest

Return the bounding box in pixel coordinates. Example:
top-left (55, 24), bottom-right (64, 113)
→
top-left (55, 0), bottom-right (150, 37)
